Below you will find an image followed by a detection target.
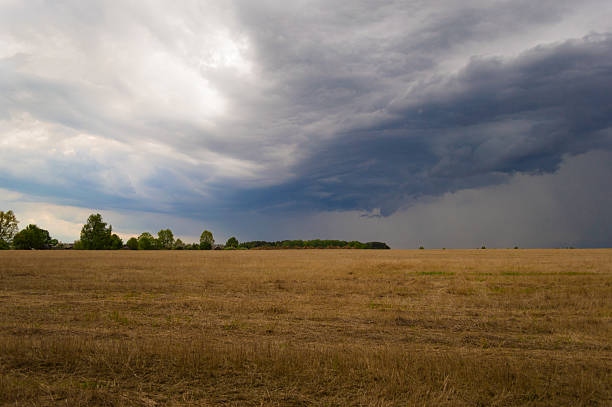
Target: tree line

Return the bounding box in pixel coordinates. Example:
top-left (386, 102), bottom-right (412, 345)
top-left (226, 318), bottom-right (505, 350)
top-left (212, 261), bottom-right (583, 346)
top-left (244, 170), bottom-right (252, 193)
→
top-left (0, 211), bottom-right (390, 250)
top-left (237, 240), bottom-right (390, 249)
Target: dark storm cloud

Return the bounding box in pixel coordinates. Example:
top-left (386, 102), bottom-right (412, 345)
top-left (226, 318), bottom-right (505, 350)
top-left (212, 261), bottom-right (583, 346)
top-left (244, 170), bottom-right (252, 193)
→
top-left (231, 34), bottom-right (612, 215)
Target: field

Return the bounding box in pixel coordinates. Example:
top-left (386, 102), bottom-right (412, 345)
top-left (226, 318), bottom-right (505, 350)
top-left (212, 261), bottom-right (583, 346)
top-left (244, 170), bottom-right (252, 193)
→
top-left (0, 249), bottom-right (611, 406)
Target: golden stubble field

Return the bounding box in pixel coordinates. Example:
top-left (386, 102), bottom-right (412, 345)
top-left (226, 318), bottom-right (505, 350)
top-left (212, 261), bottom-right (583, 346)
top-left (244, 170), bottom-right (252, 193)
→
top-left (0, 249), bottom-right (610, 406)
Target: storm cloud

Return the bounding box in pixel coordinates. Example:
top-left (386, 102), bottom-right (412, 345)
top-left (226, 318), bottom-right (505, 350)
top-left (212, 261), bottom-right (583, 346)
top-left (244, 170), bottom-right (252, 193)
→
top-left (1, 1), bottom-right (612, 246)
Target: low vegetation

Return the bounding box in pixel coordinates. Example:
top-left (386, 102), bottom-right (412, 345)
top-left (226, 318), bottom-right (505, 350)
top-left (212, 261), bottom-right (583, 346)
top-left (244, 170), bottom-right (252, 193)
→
top-left (0, 249), bottom-right (610, 405)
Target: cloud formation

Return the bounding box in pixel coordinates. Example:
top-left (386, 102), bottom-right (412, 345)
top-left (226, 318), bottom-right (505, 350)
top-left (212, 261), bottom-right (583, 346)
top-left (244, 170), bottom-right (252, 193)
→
top-left (1, 1), bottom-right (612, 246)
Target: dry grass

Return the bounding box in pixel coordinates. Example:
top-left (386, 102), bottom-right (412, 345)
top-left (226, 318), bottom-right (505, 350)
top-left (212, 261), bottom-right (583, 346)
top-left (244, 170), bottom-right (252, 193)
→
top-left (0, 249), bottom-right (611, 406)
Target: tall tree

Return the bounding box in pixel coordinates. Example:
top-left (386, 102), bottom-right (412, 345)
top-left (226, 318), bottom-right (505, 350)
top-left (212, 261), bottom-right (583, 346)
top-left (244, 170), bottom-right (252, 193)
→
top-left (126, 237), bottom-right (139, 250)
top-left (110, 234), bottom-right (123, 250)
top-left (225, 236), bottom-right (239, 249)
top-left (80, 214), bottom-right (113, 250)
top-left (138, 232), bottom-right (156, 250)
top-left (12, 224), bottom-right (53, 250)
top-left (200, 230), bottom-right (214, 250)
top-left (157, 229), bottom-right (174, 250)
top-left (0, 210), bottom-right (19, 245)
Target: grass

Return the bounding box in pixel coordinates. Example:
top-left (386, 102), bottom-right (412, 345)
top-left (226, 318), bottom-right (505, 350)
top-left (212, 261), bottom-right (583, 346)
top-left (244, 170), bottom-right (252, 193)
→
top-left (0, 249), bottom-right (611, 406)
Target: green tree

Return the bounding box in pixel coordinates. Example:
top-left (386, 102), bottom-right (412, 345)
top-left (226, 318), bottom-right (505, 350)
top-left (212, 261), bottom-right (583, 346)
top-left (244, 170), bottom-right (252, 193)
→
top-left (12, 224), bottom-right (53, 250)
top-left (80, 214), bottom-right (113, 250)
top-left (225, 236), bottom-right (239, 249)
top-left (126, 237), bottom-right (139, 250)
top-left (110, 234), bottom-right (123, 250)
top-left (200, 230), bottom-right (214, 250)
top-left (157, 229), bottom-right (174, 250)
top-left (173, 238), bottom-right (185, 250)
top-left (0, 210), bottom-right (19, 247)
top-left (138, 232), bottom-right (156, 250)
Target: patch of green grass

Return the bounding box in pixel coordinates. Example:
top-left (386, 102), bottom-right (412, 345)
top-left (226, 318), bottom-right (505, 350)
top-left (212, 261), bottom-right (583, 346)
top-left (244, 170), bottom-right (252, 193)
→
top-left (368, 301), bottom-right (393, 310)
top-left (79, 381), bottom-right (100, 389)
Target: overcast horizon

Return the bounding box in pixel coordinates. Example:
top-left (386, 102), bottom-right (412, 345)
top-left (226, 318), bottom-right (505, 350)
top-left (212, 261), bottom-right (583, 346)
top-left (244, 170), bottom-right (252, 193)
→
top-left (2, 1), bottom-right (612, 248)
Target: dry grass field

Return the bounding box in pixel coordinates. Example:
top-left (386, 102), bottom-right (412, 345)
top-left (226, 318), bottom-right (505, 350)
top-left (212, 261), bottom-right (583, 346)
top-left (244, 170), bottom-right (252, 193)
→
top-left (0, 249), bottom-right (611, 406)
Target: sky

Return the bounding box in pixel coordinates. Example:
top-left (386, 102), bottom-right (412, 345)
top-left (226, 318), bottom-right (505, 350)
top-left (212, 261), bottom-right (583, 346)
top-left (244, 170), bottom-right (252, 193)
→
top-left (1, 0), bottom-right (612, 248)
